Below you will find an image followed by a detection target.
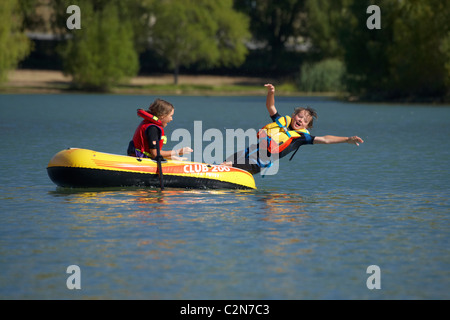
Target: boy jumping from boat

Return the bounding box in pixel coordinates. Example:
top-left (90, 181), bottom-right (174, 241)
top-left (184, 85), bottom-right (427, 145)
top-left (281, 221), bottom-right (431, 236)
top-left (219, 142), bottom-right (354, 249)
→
top-left (223, 84), bottom-right (364, 174)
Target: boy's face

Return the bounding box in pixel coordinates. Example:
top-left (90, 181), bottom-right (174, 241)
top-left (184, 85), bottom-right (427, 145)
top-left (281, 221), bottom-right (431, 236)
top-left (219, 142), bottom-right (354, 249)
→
top-left (291, 110), bottom-right (312, 130)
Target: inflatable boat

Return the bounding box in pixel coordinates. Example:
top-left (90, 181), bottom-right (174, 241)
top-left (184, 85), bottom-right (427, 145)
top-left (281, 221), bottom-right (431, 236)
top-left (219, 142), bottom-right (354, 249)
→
top-left (47, 148), bottom-right (256, 190)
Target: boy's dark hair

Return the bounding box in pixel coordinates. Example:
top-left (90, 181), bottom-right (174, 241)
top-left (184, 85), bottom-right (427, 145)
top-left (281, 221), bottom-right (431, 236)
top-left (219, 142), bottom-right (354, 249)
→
top-left (293, 107), bottom-right (318, 129)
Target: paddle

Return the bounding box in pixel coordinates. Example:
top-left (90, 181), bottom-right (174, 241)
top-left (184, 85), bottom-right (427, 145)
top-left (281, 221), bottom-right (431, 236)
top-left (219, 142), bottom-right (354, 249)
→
top-left (155, 139), bottom-right (165, 191)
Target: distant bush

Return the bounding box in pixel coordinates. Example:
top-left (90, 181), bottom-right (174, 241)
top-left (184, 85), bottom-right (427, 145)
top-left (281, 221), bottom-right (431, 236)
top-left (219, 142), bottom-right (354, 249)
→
top-left (297, 58), bottom-right (345, 92)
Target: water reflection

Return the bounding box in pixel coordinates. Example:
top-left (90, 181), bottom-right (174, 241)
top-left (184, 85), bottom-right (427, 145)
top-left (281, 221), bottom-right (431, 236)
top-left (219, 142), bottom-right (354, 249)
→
top-left (256, 190), bottom-right (310, 224)
top-left (49, 187), bottom-right (256, 211)
top-left (47, 187), bottom-right (316, 282)
top-left (48, 187), bottom-right (313, 225)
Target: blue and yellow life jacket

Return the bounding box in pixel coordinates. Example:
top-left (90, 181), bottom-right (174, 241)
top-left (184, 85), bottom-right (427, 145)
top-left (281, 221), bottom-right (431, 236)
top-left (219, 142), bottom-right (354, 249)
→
top-left (257, 116), bottom-right (311, 154)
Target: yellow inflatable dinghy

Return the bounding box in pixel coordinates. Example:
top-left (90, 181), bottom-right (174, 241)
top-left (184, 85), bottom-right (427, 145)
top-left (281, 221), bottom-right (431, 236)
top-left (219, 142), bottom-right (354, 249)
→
top-left (47, 148), bottom-right (256, 190)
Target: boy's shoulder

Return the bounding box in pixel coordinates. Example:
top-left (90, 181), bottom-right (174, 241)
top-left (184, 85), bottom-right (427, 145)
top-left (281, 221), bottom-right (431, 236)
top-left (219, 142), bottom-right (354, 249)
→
top-left (270, 112), bottom-right (282, 122)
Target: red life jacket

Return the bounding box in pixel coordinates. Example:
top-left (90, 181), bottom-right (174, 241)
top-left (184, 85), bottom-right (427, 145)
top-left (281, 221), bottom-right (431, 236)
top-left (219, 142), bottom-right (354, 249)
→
top-left (132, 109), bottom-right (166, 157)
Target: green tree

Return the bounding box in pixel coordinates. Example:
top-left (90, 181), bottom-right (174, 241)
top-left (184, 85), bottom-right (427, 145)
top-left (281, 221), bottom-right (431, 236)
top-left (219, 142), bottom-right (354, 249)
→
top-left (50, 0), bottom-right (153, 49)
top-left (19, 0), bottom-right (47, 31)
top-left (338, 0), bottom-right (449, 101)
top-left (296, 0), bottom-right (347, 92)
top-left (305, 0), bottom-right (344, 59)
top-left (151, 0), bottom-right (250, 84)
top-left (59, 1), bottom-right (139, 91)
top-left (441, 32), bottom-right (450, 90)
top-left (234, 0), bottom-right (306, 67)
top-left (336, 0), bottom-right (394, 99)
top-left (387, 0), bottom-right (449, 100)
top-left (0, 0), bottom-right (31, 82)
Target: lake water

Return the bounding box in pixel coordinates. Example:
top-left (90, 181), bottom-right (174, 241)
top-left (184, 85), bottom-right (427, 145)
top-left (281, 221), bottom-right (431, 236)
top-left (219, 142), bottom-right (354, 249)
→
top-left (0, 94), bottom-right (448, 300)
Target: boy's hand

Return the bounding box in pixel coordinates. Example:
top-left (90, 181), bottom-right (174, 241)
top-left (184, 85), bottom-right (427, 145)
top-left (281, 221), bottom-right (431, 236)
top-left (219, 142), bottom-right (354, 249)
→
top-left (264, 83), bottom-right (275, 94)
top-left (347, 136), bottom-right (364, 146)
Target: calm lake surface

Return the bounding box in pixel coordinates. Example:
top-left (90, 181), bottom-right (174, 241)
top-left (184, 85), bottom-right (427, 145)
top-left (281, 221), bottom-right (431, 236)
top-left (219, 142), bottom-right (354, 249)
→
top-left (0, 94), bottom-right (448, 300)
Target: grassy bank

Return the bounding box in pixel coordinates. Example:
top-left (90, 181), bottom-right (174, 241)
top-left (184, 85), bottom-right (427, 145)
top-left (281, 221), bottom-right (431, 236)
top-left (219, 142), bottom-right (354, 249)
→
top-left (0, 69), bottom-right (340, 97)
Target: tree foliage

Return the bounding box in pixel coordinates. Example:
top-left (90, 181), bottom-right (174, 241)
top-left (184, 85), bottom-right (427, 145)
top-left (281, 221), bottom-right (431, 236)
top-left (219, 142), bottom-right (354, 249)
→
top-left (9, 0), bottom-right (449, 100)
top-left (0, 0), bottom-right (31, 82)
top-left (305, 0), bottom-right (344, 60)
top-left (57, 1), bottom-right (139, 91)
top-left (299, 0), bottom-right (449, 101)
top-left (334, 0), bottom-right (449, 101)
top-left (386, 0), bottom-right (449, 100)
top-left (151, 0), bottom-right (250, 84)
top-left (234, 0), bottom-right (306, 67)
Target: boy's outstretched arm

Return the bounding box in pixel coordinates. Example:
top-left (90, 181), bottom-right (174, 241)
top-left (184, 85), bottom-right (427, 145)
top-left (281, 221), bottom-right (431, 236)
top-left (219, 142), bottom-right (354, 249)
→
top-left (264, 84), bottom-right (277, 116)
top-left (314, 135), bottom-right (364, 146)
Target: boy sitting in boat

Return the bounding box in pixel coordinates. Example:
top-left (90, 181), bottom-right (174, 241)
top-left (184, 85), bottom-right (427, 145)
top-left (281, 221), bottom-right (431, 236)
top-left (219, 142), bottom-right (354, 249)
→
top-left (128, 99), bottom-right (192, 160)
top-left (223, 84), bottom-right (364, 174)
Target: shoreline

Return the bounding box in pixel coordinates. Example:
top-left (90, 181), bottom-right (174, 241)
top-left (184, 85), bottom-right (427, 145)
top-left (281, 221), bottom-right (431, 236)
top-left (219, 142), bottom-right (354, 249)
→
top-left (0, 69), bottom-right (338, 97)
top-left (2, 69), bottom-right (446, 103)
top-left (0, 69), bottom-right (269, 95)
